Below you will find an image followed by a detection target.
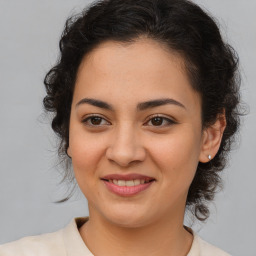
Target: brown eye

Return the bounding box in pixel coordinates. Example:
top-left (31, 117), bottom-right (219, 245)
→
top-left (145, 115), bottom-right (176, 127)
top-left (90, 116), bottom-right (102, 125)
top-left (82, 115), bottom-right (110, 127)
top-left (151, 117), bottom-right (164, 126)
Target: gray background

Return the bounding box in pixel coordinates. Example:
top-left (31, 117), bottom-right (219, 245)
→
top-left (0, 0), bottom-right (255, 255)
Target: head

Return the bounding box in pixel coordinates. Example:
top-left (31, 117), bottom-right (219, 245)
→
top-left (43, 0), bottom-right (241, 223)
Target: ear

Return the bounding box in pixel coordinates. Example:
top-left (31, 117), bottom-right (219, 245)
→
top-left (199, 112), bottom-right (226, 163)
top-left (67, 147), bottom-right (72, 158)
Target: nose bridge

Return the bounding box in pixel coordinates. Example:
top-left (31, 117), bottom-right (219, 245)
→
top-left (106, 122), bottom-right (145, 166)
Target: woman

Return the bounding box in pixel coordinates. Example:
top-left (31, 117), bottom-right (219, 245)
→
top-left (0, 0), bottom-right (241, 255)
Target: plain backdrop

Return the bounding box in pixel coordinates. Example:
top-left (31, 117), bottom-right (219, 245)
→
top-left (0, 0), bottom-right (255, 255)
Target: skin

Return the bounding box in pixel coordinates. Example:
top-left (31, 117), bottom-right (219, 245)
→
top-left (67, 37), bottom-right (226, 256)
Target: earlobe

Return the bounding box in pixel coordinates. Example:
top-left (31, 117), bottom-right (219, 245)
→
top-left (199, 113), bottom-right (226, 163)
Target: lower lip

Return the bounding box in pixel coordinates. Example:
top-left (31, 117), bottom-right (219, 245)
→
top-left (102, 180), bottom-right (154, 196)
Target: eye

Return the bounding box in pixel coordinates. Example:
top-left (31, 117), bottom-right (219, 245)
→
top-left (145, 115), bottom-right (176, 127)
top-left (82, 115), bottom-right (110, 127)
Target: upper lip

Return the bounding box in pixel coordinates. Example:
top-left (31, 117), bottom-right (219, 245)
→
top-left (101, 173), bottom-right (155, 181)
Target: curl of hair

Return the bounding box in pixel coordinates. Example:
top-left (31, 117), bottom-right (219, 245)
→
top-left (43, 0), bottom-right (243, 221)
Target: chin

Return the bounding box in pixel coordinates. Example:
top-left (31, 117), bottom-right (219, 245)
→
top-left (100, 205), bottom-right (155, 228)
top-left (109, 215), bottom-right (148, 228)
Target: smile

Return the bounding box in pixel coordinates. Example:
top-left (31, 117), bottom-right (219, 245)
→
top-left (101, 174), bottom-right (156, 196)
top-left (104, 179), bottom-right (153, 186)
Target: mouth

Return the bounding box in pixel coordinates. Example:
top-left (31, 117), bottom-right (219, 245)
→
top-left (100, 174), bottom-right (156, 196)
top-left (101, 178), bottom-right (155, 186)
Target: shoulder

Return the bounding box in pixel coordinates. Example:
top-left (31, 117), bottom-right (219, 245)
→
top-left (193, 234), bottom-right (231, 256)
top-left (0, 229), bottom-right (65, 256)
top-left (0, 217), bottom-right (90, 256)
top-left (185, 226), bottom-right (231, 256)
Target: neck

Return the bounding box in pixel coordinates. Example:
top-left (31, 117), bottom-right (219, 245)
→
top-left (79, 206), bottom-right (193, 256)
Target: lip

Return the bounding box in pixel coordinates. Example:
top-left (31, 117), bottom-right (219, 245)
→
top-left (102, 180), bottom-right (155, 197)
top-left (101, 173), bottom-right (155, 182)
top-left (100, 173), bottom-right (156, 197)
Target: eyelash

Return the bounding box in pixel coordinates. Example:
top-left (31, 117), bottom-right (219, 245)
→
top-left (81, 114), bottom-right (177, 128)
top-left (82, 115), bottom-right (111, 127)
top-left (145, 115), bottom-right (177, 127)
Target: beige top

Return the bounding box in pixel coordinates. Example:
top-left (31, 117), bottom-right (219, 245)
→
top-left (0, 217), bottom-right (231, 256)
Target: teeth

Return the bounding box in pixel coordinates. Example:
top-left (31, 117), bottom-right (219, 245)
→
top-left (117, 180), bottom-right (126, 186)
top-left (134, 179), bottom-right (140, 185)
top-left (126, 180), bottom-right (135, 186)
top-left (110, 179), bottom-right (151, 186)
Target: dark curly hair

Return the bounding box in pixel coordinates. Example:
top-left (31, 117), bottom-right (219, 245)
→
top-left (43, 0), bottom-right (242, 221)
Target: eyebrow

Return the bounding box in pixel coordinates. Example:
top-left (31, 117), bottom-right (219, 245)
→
top-left (75, 98), bottom-right (186, 111)
top-left (76, 98), bottom-right (113, 110)
top-left (137, 98), bottom-right (186, 111)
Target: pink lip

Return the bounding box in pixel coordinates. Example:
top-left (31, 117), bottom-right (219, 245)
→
top-left (101, 173), bottom-right (155, 181)
top-left (102, 180), bottom-right (155, 197)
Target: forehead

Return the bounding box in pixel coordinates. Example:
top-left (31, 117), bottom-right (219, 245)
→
top-left (78, 38), bottom-right (185, 82)
top-left (74, 38), bottom-right (201, 112)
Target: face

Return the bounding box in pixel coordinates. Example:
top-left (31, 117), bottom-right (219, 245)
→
top-left (68, 38), bottom-right (206, 228)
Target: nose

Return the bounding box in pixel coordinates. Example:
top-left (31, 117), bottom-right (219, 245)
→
top-left (106, 125), bottom-right (146, 167)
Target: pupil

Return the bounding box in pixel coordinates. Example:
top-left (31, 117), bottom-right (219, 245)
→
top-left (91, 117), bottom-right (102, 125)
top-left (152, 117), bottom-right (163, 126)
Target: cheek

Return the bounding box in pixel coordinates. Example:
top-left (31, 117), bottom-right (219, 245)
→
top-left (149, 128), bottom-right (201, 186)
top-left (69, 131), bottom-right (107, 181)
top-left (69, 139), bottom-right (103, 200)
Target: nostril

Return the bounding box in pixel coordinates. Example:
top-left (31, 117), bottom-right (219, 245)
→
top-left (105, 141), bottom-right (146, 167)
